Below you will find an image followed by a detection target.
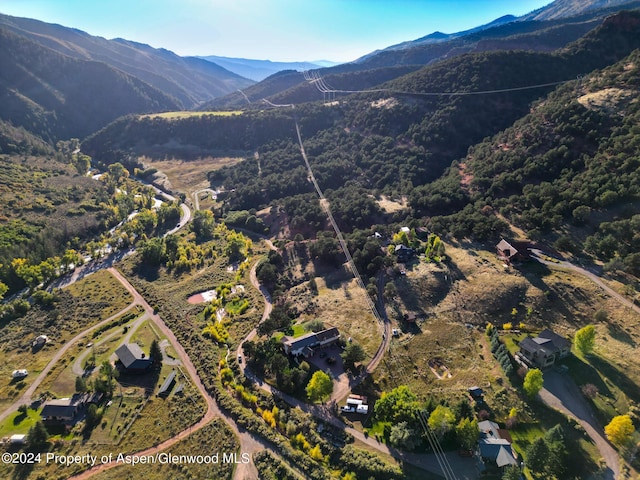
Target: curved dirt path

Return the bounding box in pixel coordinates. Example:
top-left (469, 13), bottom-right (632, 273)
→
top-left (539, 370), bottom-right (620, 479)
top-left (69, 268), bottom-right (265, 480)
top-left (237, 240), bottom-right (276, 366)
top-left (0, 296), bottom-right (138, 424)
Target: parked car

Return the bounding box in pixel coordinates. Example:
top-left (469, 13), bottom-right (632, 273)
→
top-left (12, 369), bottom-right (28, 379)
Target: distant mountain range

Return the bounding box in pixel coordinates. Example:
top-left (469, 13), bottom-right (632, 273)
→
top-left (0, 13), bottom-right (253, 109)
top-left (1, 0), bottom-right (639, 142)
top-left (196, 55), bottom-right (341, 82)
top-left (205, 0), bottom-right (640, 109)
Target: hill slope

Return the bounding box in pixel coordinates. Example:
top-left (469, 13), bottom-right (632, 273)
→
top-left (0, 26), bottom-right (179, 141)
top-left (522, 0), bottom-right (638, 20)
top-left (0, 13), bottom-right (254, 109)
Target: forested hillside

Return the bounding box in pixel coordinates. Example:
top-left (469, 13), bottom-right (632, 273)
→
top-left (0, 26), bottom-right (179, 142)
top-left (442, 47), bottom-right (640, 274)
top-left (87, 11), bottom-right (640, 237)
top-left (0, 13), bottom-right (254, 108)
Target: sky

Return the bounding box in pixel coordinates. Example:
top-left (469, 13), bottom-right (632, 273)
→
top-left (0, 0), bottom-right (553, 62)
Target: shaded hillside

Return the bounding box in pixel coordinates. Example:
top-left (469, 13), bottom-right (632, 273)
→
top-left (0, 13), bottom-right (254, 108)
top-left (82, 104), bottom-right (339, 164)
top-left (0, 26), bottom-right (179, 141)
top-left (205, 65), bottom-right (421, 109)
top-left (0, 119), bottom-right (52, 155)
top-left (202, 70), bottom-right (307, 109)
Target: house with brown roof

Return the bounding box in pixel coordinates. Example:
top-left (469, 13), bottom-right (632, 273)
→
top-left (477, 420), bottom-right (518, 473)
top-left (518, 329), bottom-right (570, 369)
top-left (281, 327), bottom-right (340, 358)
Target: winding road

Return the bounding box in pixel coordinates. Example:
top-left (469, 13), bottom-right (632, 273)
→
top-left (68, 268), bottom-right (267, 480)
top-left (530, 249), bottom-right (640, 316)
top-left (530, 248), bottom-right (638, 479)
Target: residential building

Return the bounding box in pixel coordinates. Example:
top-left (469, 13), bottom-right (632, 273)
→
top-left (518, 329), bottom-right (570, 369)
top-left (281, 327), bottom-right (340, 358)
top-left (477, 420), bottom-right (518, 474)
top-left (115, 343), bottom-right (152, 373)
top-left (41, 394), bottom-right (89, 424)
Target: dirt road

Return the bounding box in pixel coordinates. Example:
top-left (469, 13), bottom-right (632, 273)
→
top-left (68, 268), bottom-right (265, 480)
top-left (531, 249), bottom-right (640, 316)
top-left (0, 298), bottom-right (139, 424)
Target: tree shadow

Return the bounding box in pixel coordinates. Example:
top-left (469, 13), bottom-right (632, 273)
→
top-left (605, 322), bottom-right (636, 347)
top-left (589, 354), bottom-right (640, 403)
top-left (133, 262), bottom-right (160, 282)
top-left (515, 260), bottom-right (551, 292)
top-left (561, 355), bottom-right (612, 398)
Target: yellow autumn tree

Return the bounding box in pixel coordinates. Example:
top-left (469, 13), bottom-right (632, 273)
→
top-left (605, 415), bottom-right (635, 447)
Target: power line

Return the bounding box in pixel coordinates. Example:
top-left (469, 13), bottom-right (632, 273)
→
top-left (302, 69), bottom-right (574, 98)
top-left (294, 118), bottom-right (459, 480)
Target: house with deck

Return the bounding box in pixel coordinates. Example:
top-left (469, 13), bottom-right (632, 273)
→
top-left (518, 329), bottom-right (570, 369)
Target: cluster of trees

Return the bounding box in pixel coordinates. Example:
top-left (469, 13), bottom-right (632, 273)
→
top-left (243, 338), bottom-right (311, 395)
top-left (139, 234), bottom-right (215, 272)
top-left (486, 323), bottom-right (515, 376)
top-left (373, 385), bottom-right (478, 451)
top-left (525, 425), bottom-right (568, 478)
top-left (224, 209), bottom-right (269, 234)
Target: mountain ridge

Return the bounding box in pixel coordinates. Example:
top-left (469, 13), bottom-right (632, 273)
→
top-left (196, 55), bottom-right (340, 82)
top-left (0, 13), bottom-right (254, 108)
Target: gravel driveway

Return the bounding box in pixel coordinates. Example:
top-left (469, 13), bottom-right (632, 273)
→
top-left (539, 370), bottom-right (619, 479)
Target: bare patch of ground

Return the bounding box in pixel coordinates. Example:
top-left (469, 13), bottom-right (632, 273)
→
top-left (577, 87), bottom-right (636, 115)
top-left (141, 156), bottom-right (244, 194)
top-left (377, 195), bottom-right (407, 214)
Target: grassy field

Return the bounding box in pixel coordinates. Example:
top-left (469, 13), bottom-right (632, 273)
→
top-left (0, 270), bottom-right (133, 410)
top-left (91, 419), bottom-right (238, 480)
top-left (0, 407), bottom-right (41, 437)
top-left (35, 308), bottom-right (146, 399)
top-left (139, 155), bottom-right (245, 195)
top-left (362, 240), bottom-right (640, 476)
top-left (140, 111), bottom-right (243, 119)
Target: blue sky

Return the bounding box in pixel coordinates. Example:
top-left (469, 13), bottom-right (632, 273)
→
top-left (0, 0), bottom-right (553, 62)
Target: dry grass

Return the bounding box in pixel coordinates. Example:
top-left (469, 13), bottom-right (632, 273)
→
top-left (140, 111), bottom-right (243, 119)
top-left (311, 275), bottom-right (380, 357)
top-left (376, 195), bottom-right (407, 214)
top-left (374, 241), bottom-right (640, 425)
top-left (141, 156), bottom-right (244, 195)
top-left (0, 270), bottom-right (132, 410)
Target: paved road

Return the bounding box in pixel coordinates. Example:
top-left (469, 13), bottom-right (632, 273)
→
top-left (539, 370), bottom-right (620, 479)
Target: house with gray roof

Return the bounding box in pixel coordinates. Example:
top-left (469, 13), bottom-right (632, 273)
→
top-left (281, 327), bottom-right (340, 358)
top-left (115, 343), bottom-right (152, 373)
top-left (518, 329), bottom-right (570, 369)
top-left (41, 393), bottom-right (89, 424)
top-left (477, 420), bottom-right (518, 473)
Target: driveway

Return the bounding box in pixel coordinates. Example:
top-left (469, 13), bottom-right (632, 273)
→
top-left (539, 370), bottom-right (619, 479)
